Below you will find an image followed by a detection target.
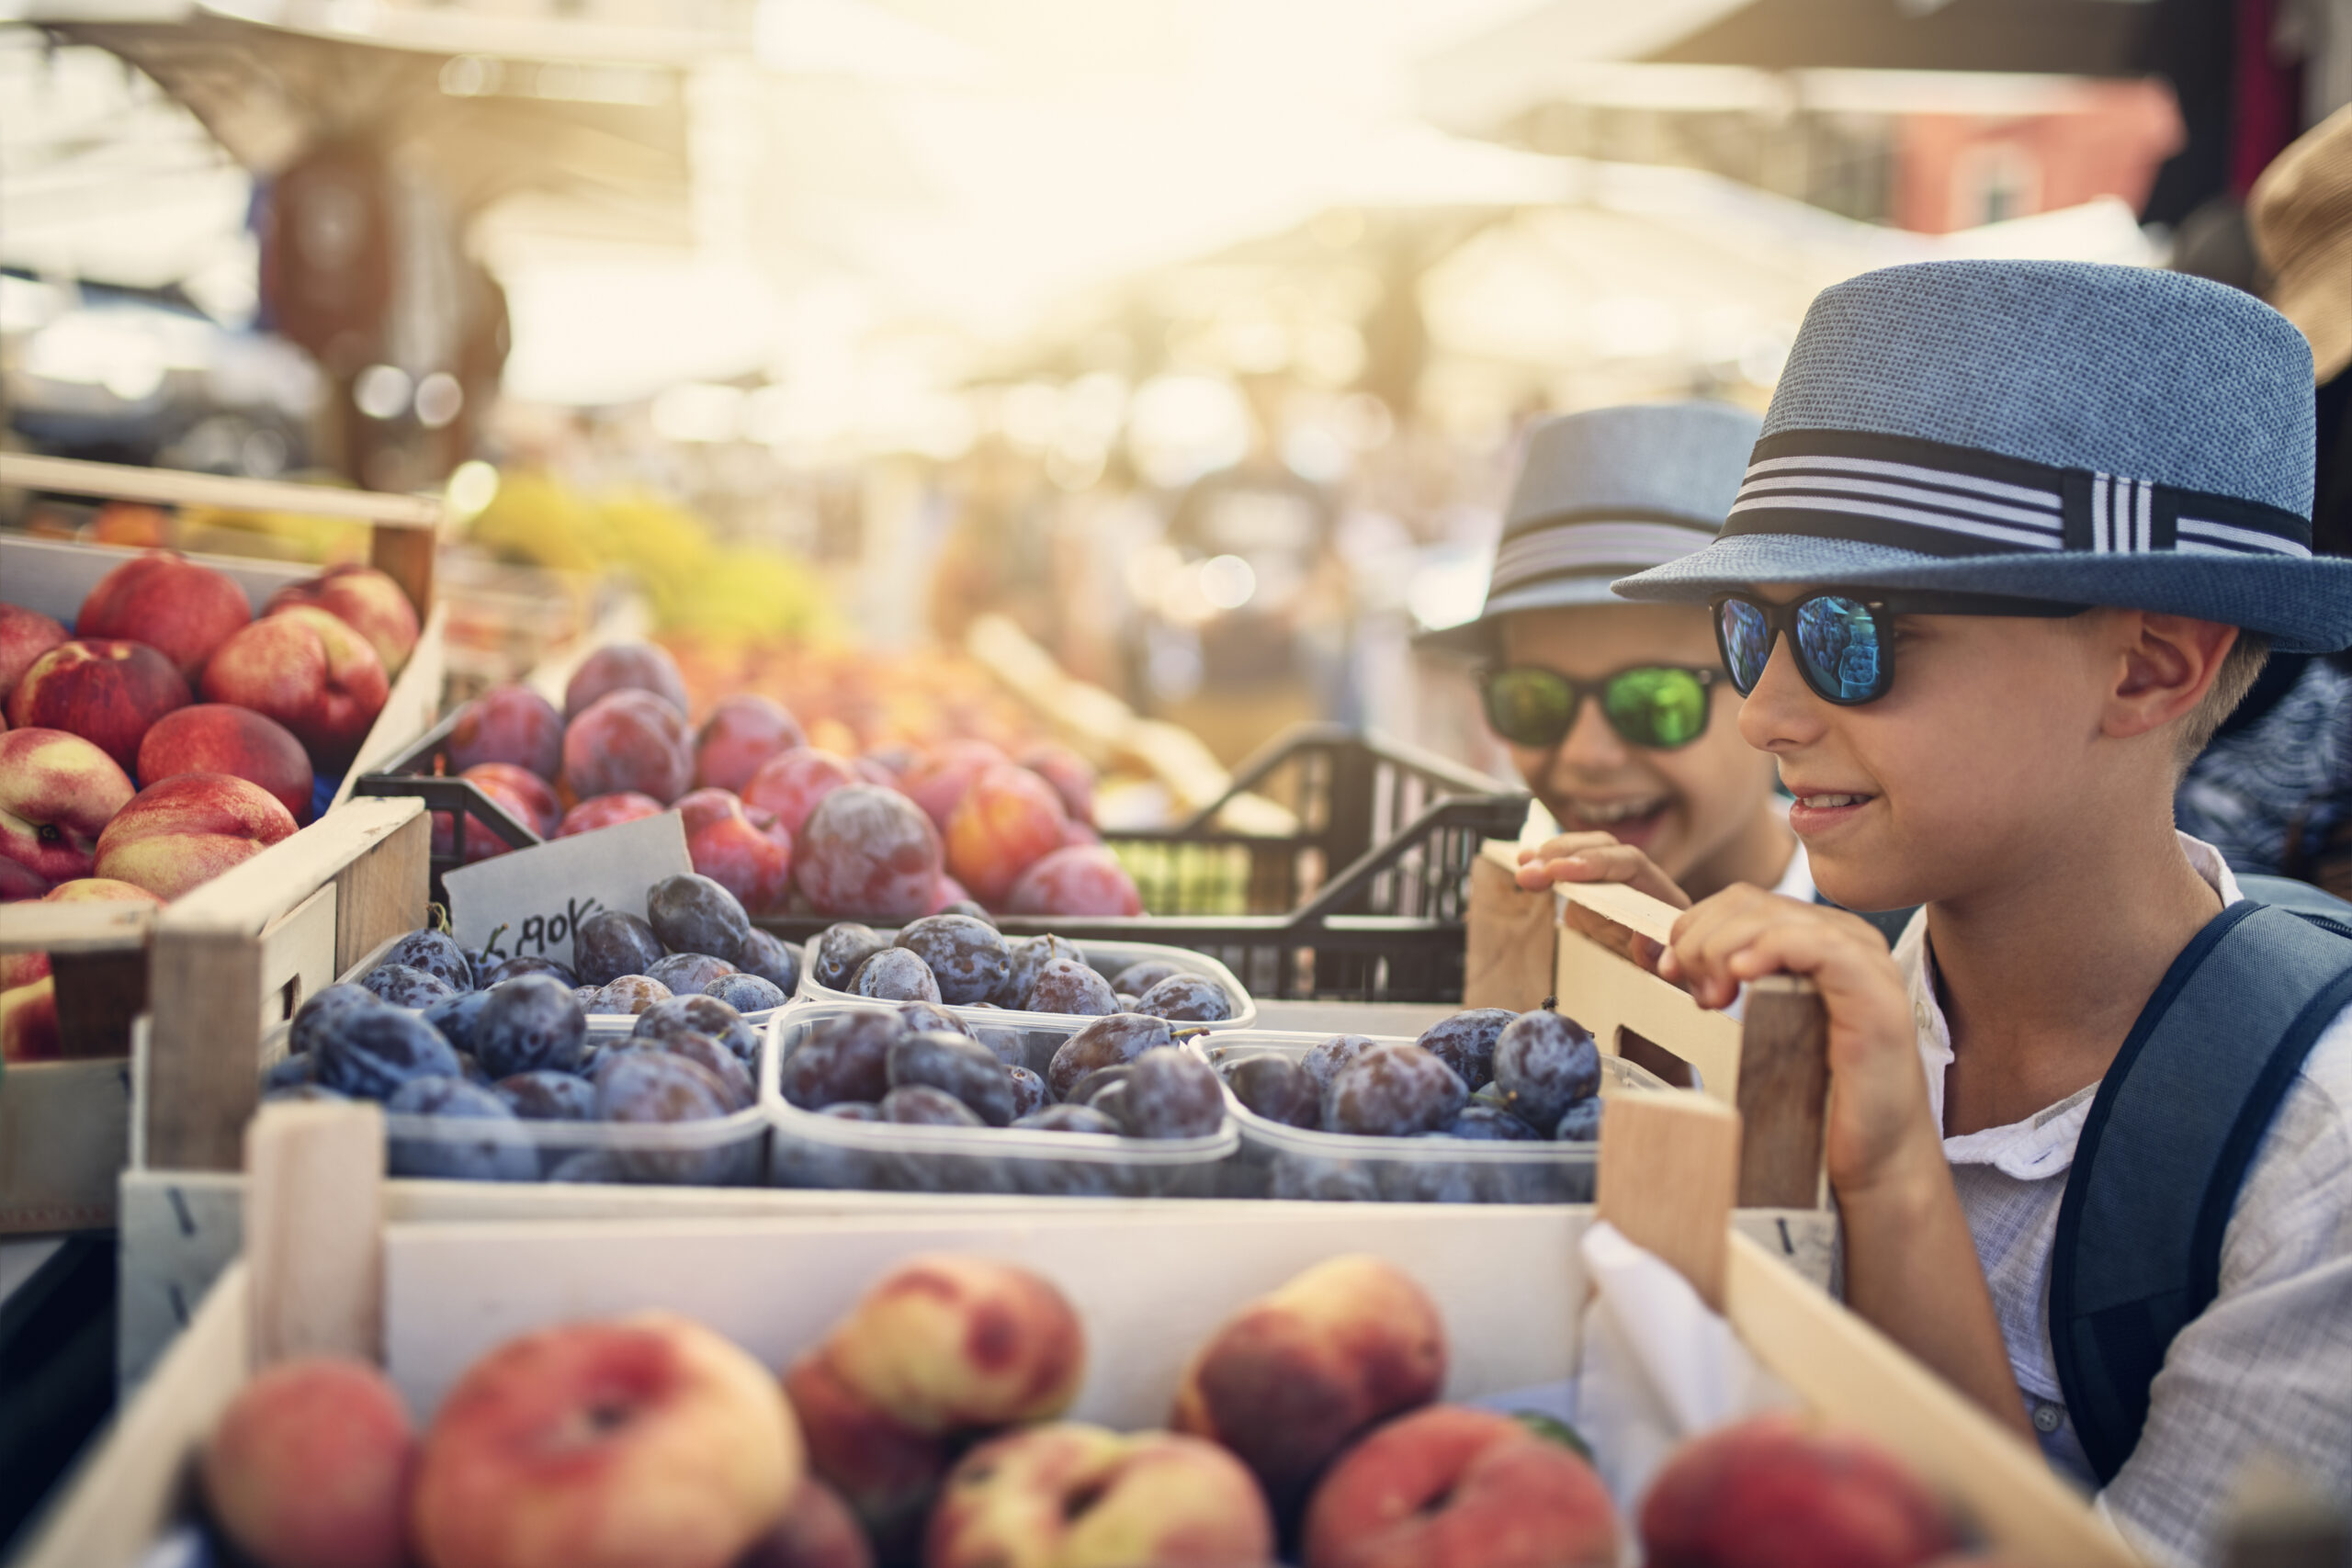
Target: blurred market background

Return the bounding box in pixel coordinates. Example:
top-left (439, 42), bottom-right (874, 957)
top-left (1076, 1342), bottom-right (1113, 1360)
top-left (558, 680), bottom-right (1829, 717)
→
top-left (6, 0), bottom-right (2346, 796)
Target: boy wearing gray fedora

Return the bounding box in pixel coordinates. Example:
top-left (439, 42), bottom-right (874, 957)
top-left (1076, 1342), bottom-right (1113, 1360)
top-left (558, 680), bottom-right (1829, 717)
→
top-left (1607, 260), bottom-right (2352, 1564)
top-left (1425, 402), bottom-right (1816, 918)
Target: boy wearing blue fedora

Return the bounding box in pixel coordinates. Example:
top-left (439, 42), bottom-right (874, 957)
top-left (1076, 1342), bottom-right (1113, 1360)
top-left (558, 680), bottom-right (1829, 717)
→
top-left (1604, 261), bottom-right (2352, 1564)
top-left (1426, 402), bottom-right (1815, 916)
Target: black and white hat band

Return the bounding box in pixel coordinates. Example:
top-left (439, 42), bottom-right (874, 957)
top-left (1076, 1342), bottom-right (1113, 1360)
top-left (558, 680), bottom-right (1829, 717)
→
top-left (1724, 429), bottom-right (2313, 561)
top-left (1488, 510), bottom-right (1722, 596)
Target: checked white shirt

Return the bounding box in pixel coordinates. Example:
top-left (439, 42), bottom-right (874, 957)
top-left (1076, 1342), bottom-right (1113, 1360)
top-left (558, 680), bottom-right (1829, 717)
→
top-left (1894, 835), bottom-right (2352, 1567)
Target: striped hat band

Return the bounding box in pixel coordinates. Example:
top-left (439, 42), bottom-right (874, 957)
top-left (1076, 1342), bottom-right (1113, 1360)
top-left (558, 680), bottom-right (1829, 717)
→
top-left (1726, 428), bottom-right (2312, 561)
top-left (1488, 513), bottom-right (1721, 597)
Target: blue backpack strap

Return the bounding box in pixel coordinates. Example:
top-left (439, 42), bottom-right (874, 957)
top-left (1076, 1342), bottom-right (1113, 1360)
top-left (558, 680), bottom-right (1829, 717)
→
top-left (2051, 898), bottom-right (2352, 1484)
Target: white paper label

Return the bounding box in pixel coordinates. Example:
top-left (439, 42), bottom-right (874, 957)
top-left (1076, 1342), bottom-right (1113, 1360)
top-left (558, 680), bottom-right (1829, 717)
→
top-left (446, 811), bottom-right (691, 965)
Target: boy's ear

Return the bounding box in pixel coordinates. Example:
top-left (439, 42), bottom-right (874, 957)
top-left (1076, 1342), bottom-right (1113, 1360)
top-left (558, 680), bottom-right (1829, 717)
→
top-left (2102, 611), bottom-right (2237, 741)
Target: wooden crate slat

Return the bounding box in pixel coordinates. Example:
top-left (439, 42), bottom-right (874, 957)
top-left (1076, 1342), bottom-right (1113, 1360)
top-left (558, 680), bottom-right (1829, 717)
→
top-left (0, 453), bottom-right (440, 528)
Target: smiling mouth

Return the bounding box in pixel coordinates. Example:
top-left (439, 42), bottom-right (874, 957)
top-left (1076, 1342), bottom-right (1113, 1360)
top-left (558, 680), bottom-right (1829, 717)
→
top-left (1793, 794), bottom-right (1872, 809)
top-left (1564, 795), bottom-right (1668, 828)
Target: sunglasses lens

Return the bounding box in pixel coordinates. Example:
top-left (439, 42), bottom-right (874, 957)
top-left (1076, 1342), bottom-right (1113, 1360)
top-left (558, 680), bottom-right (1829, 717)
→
top-left (1794, 595), bottom-right (1885, 702)
top-left (1482, 669), bottom-right (1576, 748)
top-left (1716, 600), bottom-right (1771, 693)
top-left (1604, 667), bottom-right (1710, 749)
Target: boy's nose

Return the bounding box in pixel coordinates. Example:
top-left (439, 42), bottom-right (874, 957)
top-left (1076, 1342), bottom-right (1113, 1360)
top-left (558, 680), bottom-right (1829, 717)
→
top-left (1736, 636), bottom-right (1828, 752)
top-left (1553, 693), bottom-right (1631, 775)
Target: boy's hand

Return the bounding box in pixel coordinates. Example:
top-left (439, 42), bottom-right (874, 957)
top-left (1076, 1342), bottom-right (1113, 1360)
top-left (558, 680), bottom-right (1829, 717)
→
top-left (1516, 831), bottom-right (1690, 969)
top-left (1658, 886), bottom-right (1943, 1200)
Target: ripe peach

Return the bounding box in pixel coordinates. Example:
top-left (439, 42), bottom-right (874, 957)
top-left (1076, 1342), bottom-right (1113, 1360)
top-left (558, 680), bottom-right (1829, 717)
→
top-left (562, 689), bottom-right (695, 805)
top-left (7, 638), bottom-right (190, 773)
top-left (138, 705), bottom-right (314, 825)
top-left (1020, 745), bottom-right (1096, 826)
top-left (0, 728), bottom-right (136, 896)
top-left (0, 977), bottom-right (59, 1063)
top-left (202, 607), bottom-right (390, 772)
top-left (564, 642), bottom-right (690, 719)
top-left (1302, 1405), bottom-right (1617, 1568)
top-left (0, 604), bottom-right (67, 700)
top-left (796, 785), bottom-right (943, 920)
top-left (821, 1256), bottom-right (1086, 1437)
top-left (435, 763), bottom-right (561, 863)
top-left (266, 564), bottom-right (419, 678)
top-left (926, 1423), bottom-right (1275, 1568)
top-left (1639, 1416), bottom-right (1960, 1568)
top-left (201, 1356), bottom-right (414, 1568)
top-left (3, 877), bottom-right (167, 989)
top-left (695, 694), bottom-right (807, 794)
top-left (447, 683), bottom-right (564, 782)
top-left (558, 792), bottom-right (666, 838)
top-left (678, 787), bottom-right (793, 913)
top-left (745, 750), bottom-right (860, 841)
top-left (1171, 1256), bottom-right (1445, 1512)
top-left (1005, 846), bottom-right (1143, 918)
top-left (944, 764), bottom-right (1068, 908)
top-left (412, 1312), bottom-right (802, 1568)
top-left (739, 1478), bottom-right (874, 1568)
top-left (94, 773), bottom-right (299, 900)
top-left (74, 550), bottom-right (251, 682)
top-left (782, 1353), bottom-right (950, 1557)
top-left (901, 740), bottom-right (1010, 833)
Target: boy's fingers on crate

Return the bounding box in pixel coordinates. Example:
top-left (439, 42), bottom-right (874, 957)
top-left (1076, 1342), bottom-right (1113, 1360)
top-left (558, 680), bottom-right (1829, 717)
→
top-left (1562, 899), bottom-right (1667, 974)
top-left (1516, 838), bottom-right (1692, 908)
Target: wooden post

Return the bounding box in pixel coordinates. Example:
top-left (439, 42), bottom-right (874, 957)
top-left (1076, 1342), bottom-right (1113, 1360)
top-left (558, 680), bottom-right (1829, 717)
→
top-left (1734, 976), bottom-right (1831, 1209)
top-left (370, 520), bottom-right (437, 622)
top-left (1595, 1091), bottom-right (1740, 1311)
top-left (244, 1100), bottom-right (384, 1366)
top-left (1464, 851), bottom-right (1557, 1012)
top-left (331, 810), bottom-right (430, 976)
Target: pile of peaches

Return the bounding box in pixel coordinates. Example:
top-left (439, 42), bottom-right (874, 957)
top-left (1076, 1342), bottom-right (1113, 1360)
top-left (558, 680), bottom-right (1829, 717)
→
top-left (197, 1251), bottom-right (1994, 1568)
top-left (435, 642), bottom-right (1141, 922)
top-left (1, 551), bottom-right (418, 1062)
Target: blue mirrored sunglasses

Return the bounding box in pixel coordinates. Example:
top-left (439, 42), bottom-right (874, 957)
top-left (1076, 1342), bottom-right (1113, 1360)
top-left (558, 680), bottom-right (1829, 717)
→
top-left (1711, 591), bottom-right (2087, 705)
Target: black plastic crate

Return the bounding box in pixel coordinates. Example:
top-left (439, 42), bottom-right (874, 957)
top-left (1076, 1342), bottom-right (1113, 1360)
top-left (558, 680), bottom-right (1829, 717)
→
top-left (359, 722), bottom-right (1527, 1003)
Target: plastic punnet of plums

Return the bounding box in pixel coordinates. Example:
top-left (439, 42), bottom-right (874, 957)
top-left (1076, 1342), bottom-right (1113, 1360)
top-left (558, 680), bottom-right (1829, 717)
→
top-left (650, 1031), bottom-right (756, 1110)
top-left (1223, 1053), bottom-right (1320, 1129)
top-left (646, 873), bottom-right (752, 965)
top-left (892, 914), bottom-right (1011, 1005)
top-left (572, 909), bottom-right (666, 988)
top-left (1324, 1043), bottom-right (1468, 1136)
top-left (360, 963), bottom-right (458, 1009)
top-left (888, 1031), bottom-right (1016, 1125)
top-left (632, 993), bottom-right (758, 1065)
top-left (1109, 959), bottom-right (1181, 996)
top-left (796, 784), bottom-right (943, 920)
top-left (732, 927), bottom-right (802, 994)
top-left (1415, 1008), bottom-right (1517, 1093)
top-left (850, 947), bottom-right (941, 1003)
top-left (290, 982), bottom-right (379, 1055)
top-left (1131, 973), bottom-right (1233, 1023)
top-left (1046, 1012), bottom-right (1174, 1099)
top-left (810, 922), bottom-right (886, 991)
top-left (1448, 1104), bottom-right (1544, 1141)
top-left (1119, 1046), bottom-right (1224, 1139)
top-left (1555, 1099), bottom-right (1603, 1143)
top-left (469, 972), bottom-right (589, 1078)
top-left (998, 933), bottom-right (1084, 1006)
top-left (1015, 1103), bottom-right (1121, 1134)
top-left (1493, 1010), bottom-right (1601, 1133)
top-left (705, 973), bottom-right (787, 1012)
top-left (1005, 1065), bottom-right (1049, 1119)
top-left (590, 976), bottom-right (673, 1016)
top-left (879, 1083), bottom-right (985, 1127)
top-left (379, 929), bottom-right (475, 991)
top-left (1023, 957), bottom-right (1118, 1017)
top-left (780, 1012), bottom-right (899, 1109)
top-left (386, 1077), bottom-right (537, 1181)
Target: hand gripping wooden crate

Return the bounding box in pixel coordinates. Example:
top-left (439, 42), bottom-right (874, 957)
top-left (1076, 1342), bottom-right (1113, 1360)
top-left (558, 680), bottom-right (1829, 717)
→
top-left (19, 1079), bottom-right (2132, 1568)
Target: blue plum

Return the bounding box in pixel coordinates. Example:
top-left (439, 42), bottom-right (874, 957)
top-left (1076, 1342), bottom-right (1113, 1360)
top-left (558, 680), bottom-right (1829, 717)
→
top-left (470, 973), bottom-right (588, 1078)
top-left (1492, 1011), bottom-right (1600, 1133)
top-left (571, 909), bottom-right (665, 988)
top-left (731, 927), bottom-right (801, 995)
top-left (1132, 974), bottom-right (1232, 1023)
top-left (646, 873), bottom-right (752, 964)
top-left (494, 1071), bottom-right (597, 1121)
top-left (646, 952), bottom-right (735, 995)
top-left (424, 989), bottom-right (493, 1055)
top-left (380, 929), bottom-right (476, 991)
top-left (385, 1076), bottom-right (537, 1181)
top-left (633, 994), bottom-right (757, 1065)
top-left (704, 973), bottom-right (786, 1013)
top-left (312, 1005), bottom-right (462, 1100)
top-left (1120, 1046), bottom-right (1224, 1139)
top-left (289, 983), bottom-right (377, 1055)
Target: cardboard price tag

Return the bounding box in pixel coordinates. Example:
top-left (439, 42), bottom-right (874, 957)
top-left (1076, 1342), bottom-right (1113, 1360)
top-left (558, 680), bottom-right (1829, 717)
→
top-left (445, 811), bottom-right (692, 964)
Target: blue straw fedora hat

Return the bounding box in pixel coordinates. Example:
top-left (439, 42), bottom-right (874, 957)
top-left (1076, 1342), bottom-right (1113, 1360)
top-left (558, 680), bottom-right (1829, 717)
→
top-left (1419, 400), bottom-right (1762, 657)
top-left (1612, 261), bottom-right (2352, 654)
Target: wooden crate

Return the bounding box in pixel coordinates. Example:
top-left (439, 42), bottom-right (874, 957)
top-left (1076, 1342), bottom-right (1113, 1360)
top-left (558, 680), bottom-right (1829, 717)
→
top-left (20, 1089), bottom-right (2132, 1568)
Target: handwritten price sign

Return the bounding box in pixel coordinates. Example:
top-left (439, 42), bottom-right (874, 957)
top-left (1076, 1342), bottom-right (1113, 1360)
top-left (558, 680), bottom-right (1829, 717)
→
top-left (445, 811), bottom-right (692, 960)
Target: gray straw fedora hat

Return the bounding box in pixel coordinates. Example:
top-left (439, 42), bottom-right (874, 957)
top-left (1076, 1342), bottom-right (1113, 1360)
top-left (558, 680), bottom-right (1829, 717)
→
top-left (1612, 261), bottom-right (2352, 655)
top-left (1419, 400), bottom-right (1762, 657)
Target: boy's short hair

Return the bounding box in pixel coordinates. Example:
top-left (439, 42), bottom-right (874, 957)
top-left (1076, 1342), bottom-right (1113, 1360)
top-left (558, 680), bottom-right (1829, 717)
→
top-left (2178, 630), bottom-right (2272, 762)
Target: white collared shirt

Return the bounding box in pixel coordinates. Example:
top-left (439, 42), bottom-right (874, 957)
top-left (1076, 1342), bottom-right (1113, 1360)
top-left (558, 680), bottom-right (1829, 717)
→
top-left (1892, 835), bottom-right (2352, 1567)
